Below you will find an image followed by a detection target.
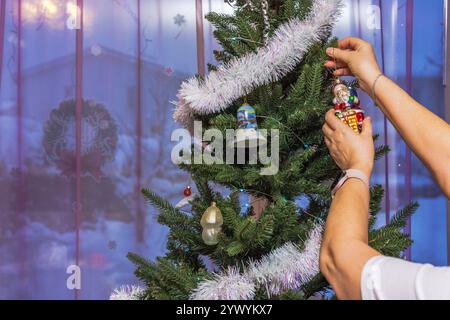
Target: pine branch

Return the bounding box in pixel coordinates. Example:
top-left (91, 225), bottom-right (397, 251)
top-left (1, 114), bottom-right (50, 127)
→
top-left (141, 188), bottom-right (189, 227)
top-left (369, 184), bottom-right (384, 216)
top-left (305, 63), bottom-right (324, 105)
top-left (388, 202), bottom-right (419, 230)
top-left (375, 144), bottom-right (390, 161)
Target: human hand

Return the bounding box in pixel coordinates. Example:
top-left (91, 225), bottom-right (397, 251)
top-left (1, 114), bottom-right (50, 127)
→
top-left (322, 109), bottom-right (375, 177)
top-left (324, 37), bottom-right (382, 94)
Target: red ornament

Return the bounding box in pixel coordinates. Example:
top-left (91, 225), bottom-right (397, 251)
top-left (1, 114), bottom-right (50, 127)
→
top-left (184, 186), bottom-right (192, 197)
top-left (356, 110), bottom-right (365, 123)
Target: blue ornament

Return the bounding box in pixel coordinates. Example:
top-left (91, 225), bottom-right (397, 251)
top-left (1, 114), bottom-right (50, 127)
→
top-left (237, 104), bottom-right (258, 130)
top-left (239, 188), bottom-right (245, 192)
top-left (304, 144), bottom-right (309, 149)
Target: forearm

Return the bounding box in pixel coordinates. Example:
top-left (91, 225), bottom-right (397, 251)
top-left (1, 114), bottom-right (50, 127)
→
top-left (374, 76), bottom-right (450, 198)
top-left (320, 178), bottom-right (380, 299)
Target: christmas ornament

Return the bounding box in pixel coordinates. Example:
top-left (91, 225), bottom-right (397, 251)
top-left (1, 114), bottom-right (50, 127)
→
top-left (234, 103), bottom-right (267, 148)
top-left (184, 186), bottom-right (192, 197)
top-left (173, 0), bottom-right (343, 132)
top-left (332, 79), bottom-right (365, 134)
top-left (200, 202), bottom-right (224, 246)
top-left (190, 223), bottom-right (323, 300)
top-left (175, 184), bottom-right (196, 209)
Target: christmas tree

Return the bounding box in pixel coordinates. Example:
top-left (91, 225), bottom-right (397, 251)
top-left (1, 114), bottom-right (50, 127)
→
top-left (122, 0), bottom-right (418, 300)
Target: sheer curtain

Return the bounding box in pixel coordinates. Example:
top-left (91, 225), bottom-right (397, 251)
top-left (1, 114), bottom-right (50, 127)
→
top-left (334, 0), bottom-right (447, 266)
top-left (0, 0), bottom-right (446, 299)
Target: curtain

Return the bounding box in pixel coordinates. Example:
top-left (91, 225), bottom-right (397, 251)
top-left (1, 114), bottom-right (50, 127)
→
top-left (0, 0), bottom-right (446, 299)
top-left (334, 0), bottom-right (447, 266)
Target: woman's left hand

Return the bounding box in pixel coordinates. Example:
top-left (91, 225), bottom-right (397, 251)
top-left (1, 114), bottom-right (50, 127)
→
top-left (322, 109), bottom-right (375, 177)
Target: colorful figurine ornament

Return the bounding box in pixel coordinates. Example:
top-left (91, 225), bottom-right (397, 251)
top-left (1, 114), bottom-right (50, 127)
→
top-left (234, 102), bottom-right (267, 148)
top-left (332, 79), bottom-right (365, 134)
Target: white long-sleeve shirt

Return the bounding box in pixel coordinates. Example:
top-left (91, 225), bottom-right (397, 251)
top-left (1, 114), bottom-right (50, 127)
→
top-left (361, 256), bottom-right (450, 300)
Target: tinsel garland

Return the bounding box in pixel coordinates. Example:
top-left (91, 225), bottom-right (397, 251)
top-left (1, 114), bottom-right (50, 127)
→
top-left (190, 223), bottom-right (323, 300)
top-left (190, 266), bottom-right (256, 300)
top-left (109, 285), bottom-right (144, 300)
top-left (173, 0), bottom-right (343, 131)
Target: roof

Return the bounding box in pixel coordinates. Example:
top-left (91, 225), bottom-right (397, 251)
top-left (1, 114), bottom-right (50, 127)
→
top-left (20, 45), bottom-right (190, 80)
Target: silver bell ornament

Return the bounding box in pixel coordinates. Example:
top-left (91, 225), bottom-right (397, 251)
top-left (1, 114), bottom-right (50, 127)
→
top-left (234, 103), bottom-right (267, 148)
top-left (200, 202), bottom-right (223, 246)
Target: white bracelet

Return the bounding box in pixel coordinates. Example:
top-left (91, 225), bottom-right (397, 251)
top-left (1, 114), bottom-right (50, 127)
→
top-left (331, 169), bottom-right (370, 198)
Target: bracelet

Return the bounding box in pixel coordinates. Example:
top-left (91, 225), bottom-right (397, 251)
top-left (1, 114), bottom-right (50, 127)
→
top-left (331, 169), bottom-right (370, 198)
top-left (371, 73), bottom-right (384, 106)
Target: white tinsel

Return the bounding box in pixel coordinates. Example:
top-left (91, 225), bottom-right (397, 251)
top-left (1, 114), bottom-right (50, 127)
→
top-left (190, 266), bottom-right (256, 300)
top-left (247, 223), bottom-right (323, 297)
top-left (190, 223), bottom-right (323, 300)
top-left (173, 0), bottom-right (343, 131)
top-left (109, 285), bottom-right (144, 300)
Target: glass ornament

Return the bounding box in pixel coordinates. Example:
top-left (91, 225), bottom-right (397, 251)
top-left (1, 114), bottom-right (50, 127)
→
top-left (332, 79), bottom-right (365, 133)
top-left (200, 202), bottom-right (224, 246)
top-left (234, 103), bottom-right (267, 148)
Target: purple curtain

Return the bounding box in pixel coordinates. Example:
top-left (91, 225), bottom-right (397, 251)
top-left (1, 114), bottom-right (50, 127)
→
top-left (0, 0), bottom-right (446, 299)
top-left (334, 0), bottom-right (447, 265)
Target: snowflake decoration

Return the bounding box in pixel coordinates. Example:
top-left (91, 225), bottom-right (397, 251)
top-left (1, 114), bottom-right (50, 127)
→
top-left (173, 14), bottom-right (186, 27)
top-left (164, 66), bottom-right (174, 76)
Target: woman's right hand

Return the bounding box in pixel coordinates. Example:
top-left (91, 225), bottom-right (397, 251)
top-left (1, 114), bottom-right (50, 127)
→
top-left (324, 37), bottom-right (382, 94)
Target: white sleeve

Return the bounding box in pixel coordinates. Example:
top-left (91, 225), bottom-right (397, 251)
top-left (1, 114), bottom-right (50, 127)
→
top-left (361, 256), bottom-right (450, 300)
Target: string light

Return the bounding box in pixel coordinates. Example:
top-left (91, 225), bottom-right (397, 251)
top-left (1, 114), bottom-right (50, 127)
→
top-left (227, 36), bottom-right (263, 45)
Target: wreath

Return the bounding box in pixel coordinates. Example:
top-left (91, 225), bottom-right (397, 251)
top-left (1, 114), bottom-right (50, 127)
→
top-left (43, 99), bottom-right (118, 180)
